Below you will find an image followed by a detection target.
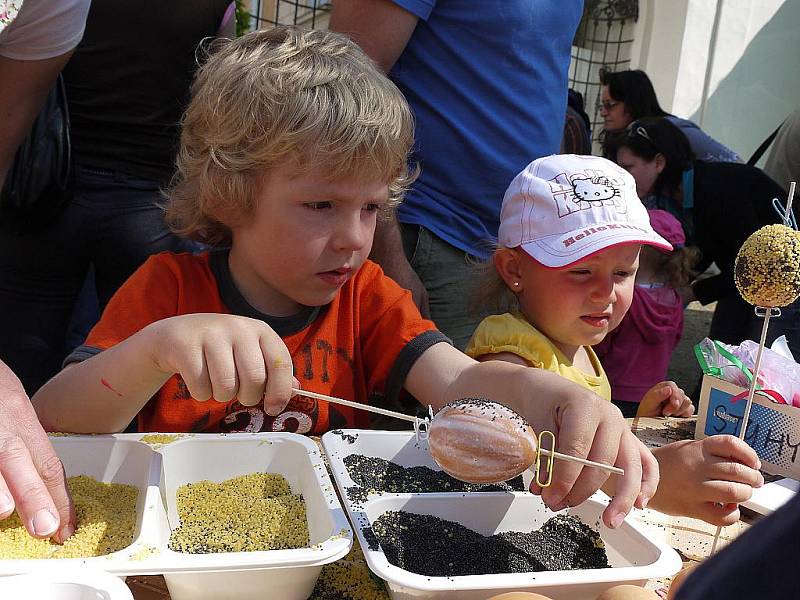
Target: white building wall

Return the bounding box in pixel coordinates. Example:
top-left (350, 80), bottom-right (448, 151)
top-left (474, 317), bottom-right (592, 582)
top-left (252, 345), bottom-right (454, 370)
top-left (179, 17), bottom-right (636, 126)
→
top-left (632, 0), bottom-right (799, 164)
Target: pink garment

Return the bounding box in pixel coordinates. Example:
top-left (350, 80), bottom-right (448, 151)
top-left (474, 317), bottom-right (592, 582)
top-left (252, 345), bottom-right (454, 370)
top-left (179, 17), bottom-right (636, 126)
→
top-left (594, 285), bottom-right (684, 403)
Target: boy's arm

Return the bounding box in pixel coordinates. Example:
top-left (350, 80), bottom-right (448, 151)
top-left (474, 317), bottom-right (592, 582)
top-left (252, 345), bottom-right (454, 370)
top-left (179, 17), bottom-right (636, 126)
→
top-left (406, 343), bottom-right (659, 528)
top-left (33, 314), bottom-right (295, 433)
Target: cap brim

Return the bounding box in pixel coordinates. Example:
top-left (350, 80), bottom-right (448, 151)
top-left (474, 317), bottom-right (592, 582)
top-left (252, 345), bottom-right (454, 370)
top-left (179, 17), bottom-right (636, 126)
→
top-left (519, 222), bottom-right (673, 268)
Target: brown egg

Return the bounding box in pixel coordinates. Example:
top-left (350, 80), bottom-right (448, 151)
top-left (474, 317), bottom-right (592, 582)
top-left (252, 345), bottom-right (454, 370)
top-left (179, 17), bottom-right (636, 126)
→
top-left (667, 564), bottom-right (698, 600)
top-left (428, 398), bottom-right (537, 484)
top-left (596, 585), bottom-right (660, 600)
top-left (487, 593), bottom-right (555, 600)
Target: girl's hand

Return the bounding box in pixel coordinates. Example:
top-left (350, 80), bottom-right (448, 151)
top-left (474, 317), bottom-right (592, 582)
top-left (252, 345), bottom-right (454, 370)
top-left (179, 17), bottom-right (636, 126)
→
top-left (145, 314), bottom-right (297, 415)
top-left (648, 436), bottom-right (764, 525)
top-left (637, 381), bottom-right (694, 417)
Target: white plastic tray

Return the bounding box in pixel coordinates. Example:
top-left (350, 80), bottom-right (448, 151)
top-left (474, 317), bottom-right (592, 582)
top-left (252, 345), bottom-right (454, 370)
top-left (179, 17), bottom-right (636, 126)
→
top-left (0, 566), bottom-right (134, 599)
top-left (0, 433), bottom-right (352, 600)
top-left (742, 477), bottom-right (799, 515)
top-left (322, 429), bottom-right (681, 600)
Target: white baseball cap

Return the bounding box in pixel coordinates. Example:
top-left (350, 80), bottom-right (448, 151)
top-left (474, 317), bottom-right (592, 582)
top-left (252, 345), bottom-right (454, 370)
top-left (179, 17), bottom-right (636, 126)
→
top-left (498, 154), bottom-right (672, 267)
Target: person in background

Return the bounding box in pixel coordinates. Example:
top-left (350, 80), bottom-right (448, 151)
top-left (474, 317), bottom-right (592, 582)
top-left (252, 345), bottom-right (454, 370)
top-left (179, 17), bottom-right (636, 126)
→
top-left (595, 209), bottom-right (700, 417)
top-left (0, 0), bottom-right (234, 395)
top-left (466, 155), bottom-right (761, 525)
top-left (33, 28), bottom-right (658, 529)
top-left (612, 117), bottom-right (799, 358)
top-left (600, 69), bottom-right (741, 164)
top-left (0, 0), bottom-right (89, 542)
top-left (330, 0), bottom-right (583, 349)
top-left (763, 109), bottom-right (800, 191)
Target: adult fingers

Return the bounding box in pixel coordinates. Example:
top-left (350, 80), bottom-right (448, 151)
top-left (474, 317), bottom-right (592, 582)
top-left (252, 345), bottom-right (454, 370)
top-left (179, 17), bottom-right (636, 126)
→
top-left (601, 430), bottom-right (644, 528)
top-left (0, 433), bottom-right (61, 539)
top-left (260, 330), bottom-right (294, 416)
top-left (232, 341), bottom-right (267, 407)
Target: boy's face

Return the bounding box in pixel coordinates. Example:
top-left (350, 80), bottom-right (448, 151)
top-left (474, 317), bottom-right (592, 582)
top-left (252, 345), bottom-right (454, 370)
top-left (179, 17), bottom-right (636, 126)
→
top-left (515, 244), bottom-right (640, 360)
top-left (228, 161), bottom-right (389, 316)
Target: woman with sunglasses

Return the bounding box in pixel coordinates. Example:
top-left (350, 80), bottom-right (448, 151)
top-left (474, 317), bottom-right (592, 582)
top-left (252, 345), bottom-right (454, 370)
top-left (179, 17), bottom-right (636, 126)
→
top-left (600, 69), bottom-right (740, 163)
top-left (613, 117), bottom-right (798, 358)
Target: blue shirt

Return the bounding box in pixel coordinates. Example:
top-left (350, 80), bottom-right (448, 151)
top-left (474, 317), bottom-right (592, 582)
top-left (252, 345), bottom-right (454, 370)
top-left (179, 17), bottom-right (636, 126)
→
top-left (389, 0), bottom-right (583, 259)
top-left (666, 116), bottom-right (741, 163)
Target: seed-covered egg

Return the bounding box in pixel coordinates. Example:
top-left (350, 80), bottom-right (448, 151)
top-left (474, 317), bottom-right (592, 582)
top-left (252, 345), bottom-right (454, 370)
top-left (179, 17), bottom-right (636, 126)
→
top-left (734, 224), bottom-right (800, 307)
top-left (428, 398), bottom-right (537, 484)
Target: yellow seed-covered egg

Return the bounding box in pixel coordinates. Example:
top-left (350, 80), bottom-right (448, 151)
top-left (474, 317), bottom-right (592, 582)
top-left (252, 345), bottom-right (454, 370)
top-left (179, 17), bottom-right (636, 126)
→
top-left (734, 224), bottom-right (800, 307)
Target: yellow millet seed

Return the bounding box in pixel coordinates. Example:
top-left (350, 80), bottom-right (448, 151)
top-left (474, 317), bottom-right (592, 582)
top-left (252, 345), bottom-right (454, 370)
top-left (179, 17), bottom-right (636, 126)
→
top-left (735, 224), bottom-right (800, 307)
top-left (0, 476), bottom-right (138, 559)
top-left (139, 434), bottom-right (186, 446)
top-left (311, 539), bottom-right (390, 600)
top-left (169, 473), bottom-right (309, 553)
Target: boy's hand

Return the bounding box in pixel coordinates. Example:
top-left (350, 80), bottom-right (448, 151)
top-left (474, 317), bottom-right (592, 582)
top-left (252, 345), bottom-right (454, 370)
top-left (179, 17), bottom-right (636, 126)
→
top-left (145, 314), bottom-right (296, 415)
top-left (528, 388), bottom-right (659, 529)
top-left (648, 436), bottom-right (763, 525)
top-left (637, 381), bottom-right (694, 417)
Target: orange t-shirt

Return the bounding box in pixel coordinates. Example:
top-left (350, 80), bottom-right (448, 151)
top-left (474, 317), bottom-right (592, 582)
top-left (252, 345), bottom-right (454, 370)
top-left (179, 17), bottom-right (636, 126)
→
top-left (68, 250), bottom-right (447, 434)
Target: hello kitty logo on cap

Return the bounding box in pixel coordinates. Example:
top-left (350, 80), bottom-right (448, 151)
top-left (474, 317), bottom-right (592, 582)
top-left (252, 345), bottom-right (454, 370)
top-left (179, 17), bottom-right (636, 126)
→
top-left (498, 154), bottom-right (672, 268)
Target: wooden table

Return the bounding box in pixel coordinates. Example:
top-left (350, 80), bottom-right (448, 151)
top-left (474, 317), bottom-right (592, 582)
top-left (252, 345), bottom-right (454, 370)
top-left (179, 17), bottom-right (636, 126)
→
top-left (129, 418), bottom-right (755, 599)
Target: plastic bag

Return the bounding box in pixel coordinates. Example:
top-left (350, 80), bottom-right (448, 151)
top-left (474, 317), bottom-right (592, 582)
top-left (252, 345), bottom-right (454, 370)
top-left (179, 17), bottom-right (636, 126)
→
top-left (695, 338), bottom-right (800, 407)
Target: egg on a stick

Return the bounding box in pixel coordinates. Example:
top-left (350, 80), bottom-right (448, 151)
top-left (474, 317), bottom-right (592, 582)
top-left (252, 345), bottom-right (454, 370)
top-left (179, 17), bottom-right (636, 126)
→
top-left (734, 223), bottom-right (800, 307)
top-left (427, 398), bottom-right (538, 484)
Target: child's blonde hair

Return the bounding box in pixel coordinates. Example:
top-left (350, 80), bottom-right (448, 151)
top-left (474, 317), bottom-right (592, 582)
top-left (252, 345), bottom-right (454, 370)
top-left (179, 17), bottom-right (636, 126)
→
top-left (166, 26), bottom-right (416, 246)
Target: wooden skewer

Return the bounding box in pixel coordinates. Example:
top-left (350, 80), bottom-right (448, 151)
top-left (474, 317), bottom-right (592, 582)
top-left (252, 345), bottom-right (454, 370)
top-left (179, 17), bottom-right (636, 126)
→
top-left (291, 388), bottom-right (420, 424)
top-left (291, 388), bottom-right (624, 476)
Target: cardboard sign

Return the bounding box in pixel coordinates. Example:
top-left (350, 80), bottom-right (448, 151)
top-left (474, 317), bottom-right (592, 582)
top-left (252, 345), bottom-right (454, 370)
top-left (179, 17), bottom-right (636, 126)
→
top-left (696, 375), bottom-right (800, 479)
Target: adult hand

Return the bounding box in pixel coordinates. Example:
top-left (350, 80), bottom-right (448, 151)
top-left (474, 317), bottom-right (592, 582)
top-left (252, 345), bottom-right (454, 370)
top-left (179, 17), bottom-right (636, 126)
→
top-left (0, 359), bottom-right (75, 541)
top-left (637, 381), bottom-right (694, 417)
top-left (649, 435), bottom-right (763, 525)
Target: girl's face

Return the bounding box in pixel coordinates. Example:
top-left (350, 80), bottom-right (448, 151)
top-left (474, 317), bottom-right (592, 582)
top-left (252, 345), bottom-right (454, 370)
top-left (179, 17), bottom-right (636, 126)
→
top-left (600, 85), bottom-right (632, 131)
top-left (616, 146), bottom-right (663, 199)
top-left (501, 245), bottom-right (640, 361)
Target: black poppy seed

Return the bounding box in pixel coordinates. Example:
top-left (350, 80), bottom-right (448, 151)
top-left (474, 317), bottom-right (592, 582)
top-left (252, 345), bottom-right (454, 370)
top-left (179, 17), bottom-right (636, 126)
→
top-left (368, 512), bottom-right (608, 577)
top-left (343, 455), bottom-right (524, 503)
top-left (331, 429), bottom-right (358, 444)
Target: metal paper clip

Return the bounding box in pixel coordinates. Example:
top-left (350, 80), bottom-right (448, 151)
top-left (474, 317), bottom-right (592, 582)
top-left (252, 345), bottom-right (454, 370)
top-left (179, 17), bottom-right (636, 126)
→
top-left (755, 306), bottom-right (782, 318)
top-left (772, 196), bottom-right (798, 230)
top-left (533, 430), bottom-right (556, 488)
top-left (413, 406), bottom-right (435, 442)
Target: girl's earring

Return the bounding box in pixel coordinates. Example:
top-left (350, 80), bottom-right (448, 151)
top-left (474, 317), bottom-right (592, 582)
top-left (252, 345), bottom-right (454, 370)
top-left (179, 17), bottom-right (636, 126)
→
top-left (512, 281), bottom-right (520, 288)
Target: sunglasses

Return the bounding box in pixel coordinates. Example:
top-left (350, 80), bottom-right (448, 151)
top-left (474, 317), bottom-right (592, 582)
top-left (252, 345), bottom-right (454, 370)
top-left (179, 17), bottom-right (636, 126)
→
top-left (627, 123), bottom-right (653, 142)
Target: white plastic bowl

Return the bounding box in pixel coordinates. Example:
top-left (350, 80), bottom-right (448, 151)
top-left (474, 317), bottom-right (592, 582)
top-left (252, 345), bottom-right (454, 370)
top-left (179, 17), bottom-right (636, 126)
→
top-left (323, 429), bottom-right (682, 600)
top-left (0, 433), bottom-right (352, 600)
top-left (155, 433), bottom-right (351, 600)
top-left (0, 566), bottom-right (133, 599)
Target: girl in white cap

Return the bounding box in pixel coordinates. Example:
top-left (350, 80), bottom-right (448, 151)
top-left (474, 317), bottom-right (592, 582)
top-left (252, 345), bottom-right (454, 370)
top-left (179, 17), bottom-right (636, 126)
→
top-left (467, 154), bottom-right (763, 526)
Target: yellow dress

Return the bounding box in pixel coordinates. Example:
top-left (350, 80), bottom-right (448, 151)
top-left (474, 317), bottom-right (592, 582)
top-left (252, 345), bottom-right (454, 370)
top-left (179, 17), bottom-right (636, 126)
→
top-left (466, 312), bottom-right (612, 401)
